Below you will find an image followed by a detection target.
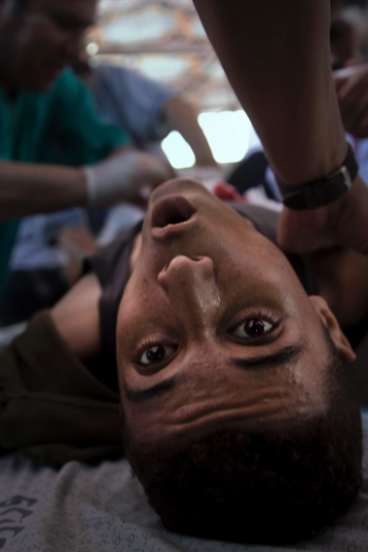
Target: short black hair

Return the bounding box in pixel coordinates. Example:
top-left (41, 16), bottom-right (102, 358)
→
top-left (125, 337), bottom-right (362, 544)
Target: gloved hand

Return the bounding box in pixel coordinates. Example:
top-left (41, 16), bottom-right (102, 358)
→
top-left (84, 150), bottom-right (174, 208)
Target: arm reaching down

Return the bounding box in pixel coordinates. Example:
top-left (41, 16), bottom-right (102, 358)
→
top-left (193, 1), bottom-right (368, 255)
top-left (0, 150), bottom-right (173, 220)
top-left (193, 0), bottom-right (346, 184)
top-left (0, 161), bottom-right (88, 220)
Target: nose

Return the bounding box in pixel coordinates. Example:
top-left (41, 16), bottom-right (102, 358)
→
top-left (158, 256), bottom-right (221, 334)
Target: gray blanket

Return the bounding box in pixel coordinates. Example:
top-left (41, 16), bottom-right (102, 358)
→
top-left (1, 414), bottom-right (368, 552)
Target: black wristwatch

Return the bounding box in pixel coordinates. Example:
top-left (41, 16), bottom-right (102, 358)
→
top-left (278, 144), bottom-right (358, 210)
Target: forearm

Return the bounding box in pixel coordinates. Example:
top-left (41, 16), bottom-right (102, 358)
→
top-left (164, 96), bottom-right (217, 167)
top-left (0, 161), bottom-right (87, 220)
top-left (0, 150), bottom-right (171, 221)
top-left (194, 0), bottom-right (346, 184)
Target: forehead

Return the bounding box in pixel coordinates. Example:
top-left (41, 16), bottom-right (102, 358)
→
top-left (121, 345), bottom-right (332, 452)
top-left (28, 0), bottom-right (97, 27)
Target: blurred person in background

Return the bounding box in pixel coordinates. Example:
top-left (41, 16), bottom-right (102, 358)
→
top-left (0, 0), bottom-right (172, 324)
top-left (330, 1), bottom-right (368, 183)
top-left (78, 60), bottom-right (218, 168)
top-left (70, 57), bottom-right (221, 243)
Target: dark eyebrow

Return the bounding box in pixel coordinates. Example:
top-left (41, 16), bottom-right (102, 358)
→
top-left (125, 345), bottom-right (304, 402)
top-left (125, 377), bottom-right (176, 403)
top-left (230, 344), bottom-right (304, 370)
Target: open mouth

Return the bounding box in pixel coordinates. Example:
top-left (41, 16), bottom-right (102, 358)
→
top-left (151, 196), bottom-right (197, 236)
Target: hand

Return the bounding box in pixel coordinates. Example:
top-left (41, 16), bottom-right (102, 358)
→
top-left (128, 152), bottom-right (175, 205)
top-left (85, 150), bottom-right (174, 208)
top-left (334, 65), bottom-right (368, 138)
top-left (277, 176), bottom-right (368, 255)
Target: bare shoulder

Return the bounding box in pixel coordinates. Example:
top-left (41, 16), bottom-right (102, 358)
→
top-left (50, 274), bottom-right (102, 359)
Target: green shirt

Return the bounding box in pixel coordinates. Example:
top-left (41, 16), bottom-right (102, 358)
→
top-left (0, 68), bottom-right (129, 293)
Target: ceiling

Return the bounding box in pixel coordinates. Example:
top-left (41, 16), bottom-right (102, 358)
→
top-left (88, 0), bottom-right (239, 111)
top-left (90, 0), bottom-right (368, 112)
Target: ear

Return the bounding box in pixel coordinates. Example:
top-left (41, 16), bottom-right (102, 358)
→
top-left (309, 295), bottom-right (356, 363)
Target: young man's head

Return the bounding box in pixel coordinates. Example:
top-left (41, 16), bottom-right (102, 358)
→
top-left (0, 0), bottom-right (97, 90)
top-left (116, 179), bottom-right (362, 543)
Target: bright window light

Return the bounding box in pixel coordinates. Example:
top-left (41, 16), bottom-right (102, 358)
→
top-left (198, 110), bottom-right (260, 164)
top-left (161, 131), bottom-right (195, 169)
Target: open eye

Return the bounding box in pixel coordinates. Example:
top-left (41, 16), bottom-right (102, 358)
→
top-left (230, 316), bottom-right (278, 341)
top-left (137, 343), bottom-right (177, 368)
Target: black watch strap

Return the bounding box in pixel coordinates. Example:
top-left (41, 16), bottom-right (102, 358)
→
top-left (278, 144), bottom-right (358, 210)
